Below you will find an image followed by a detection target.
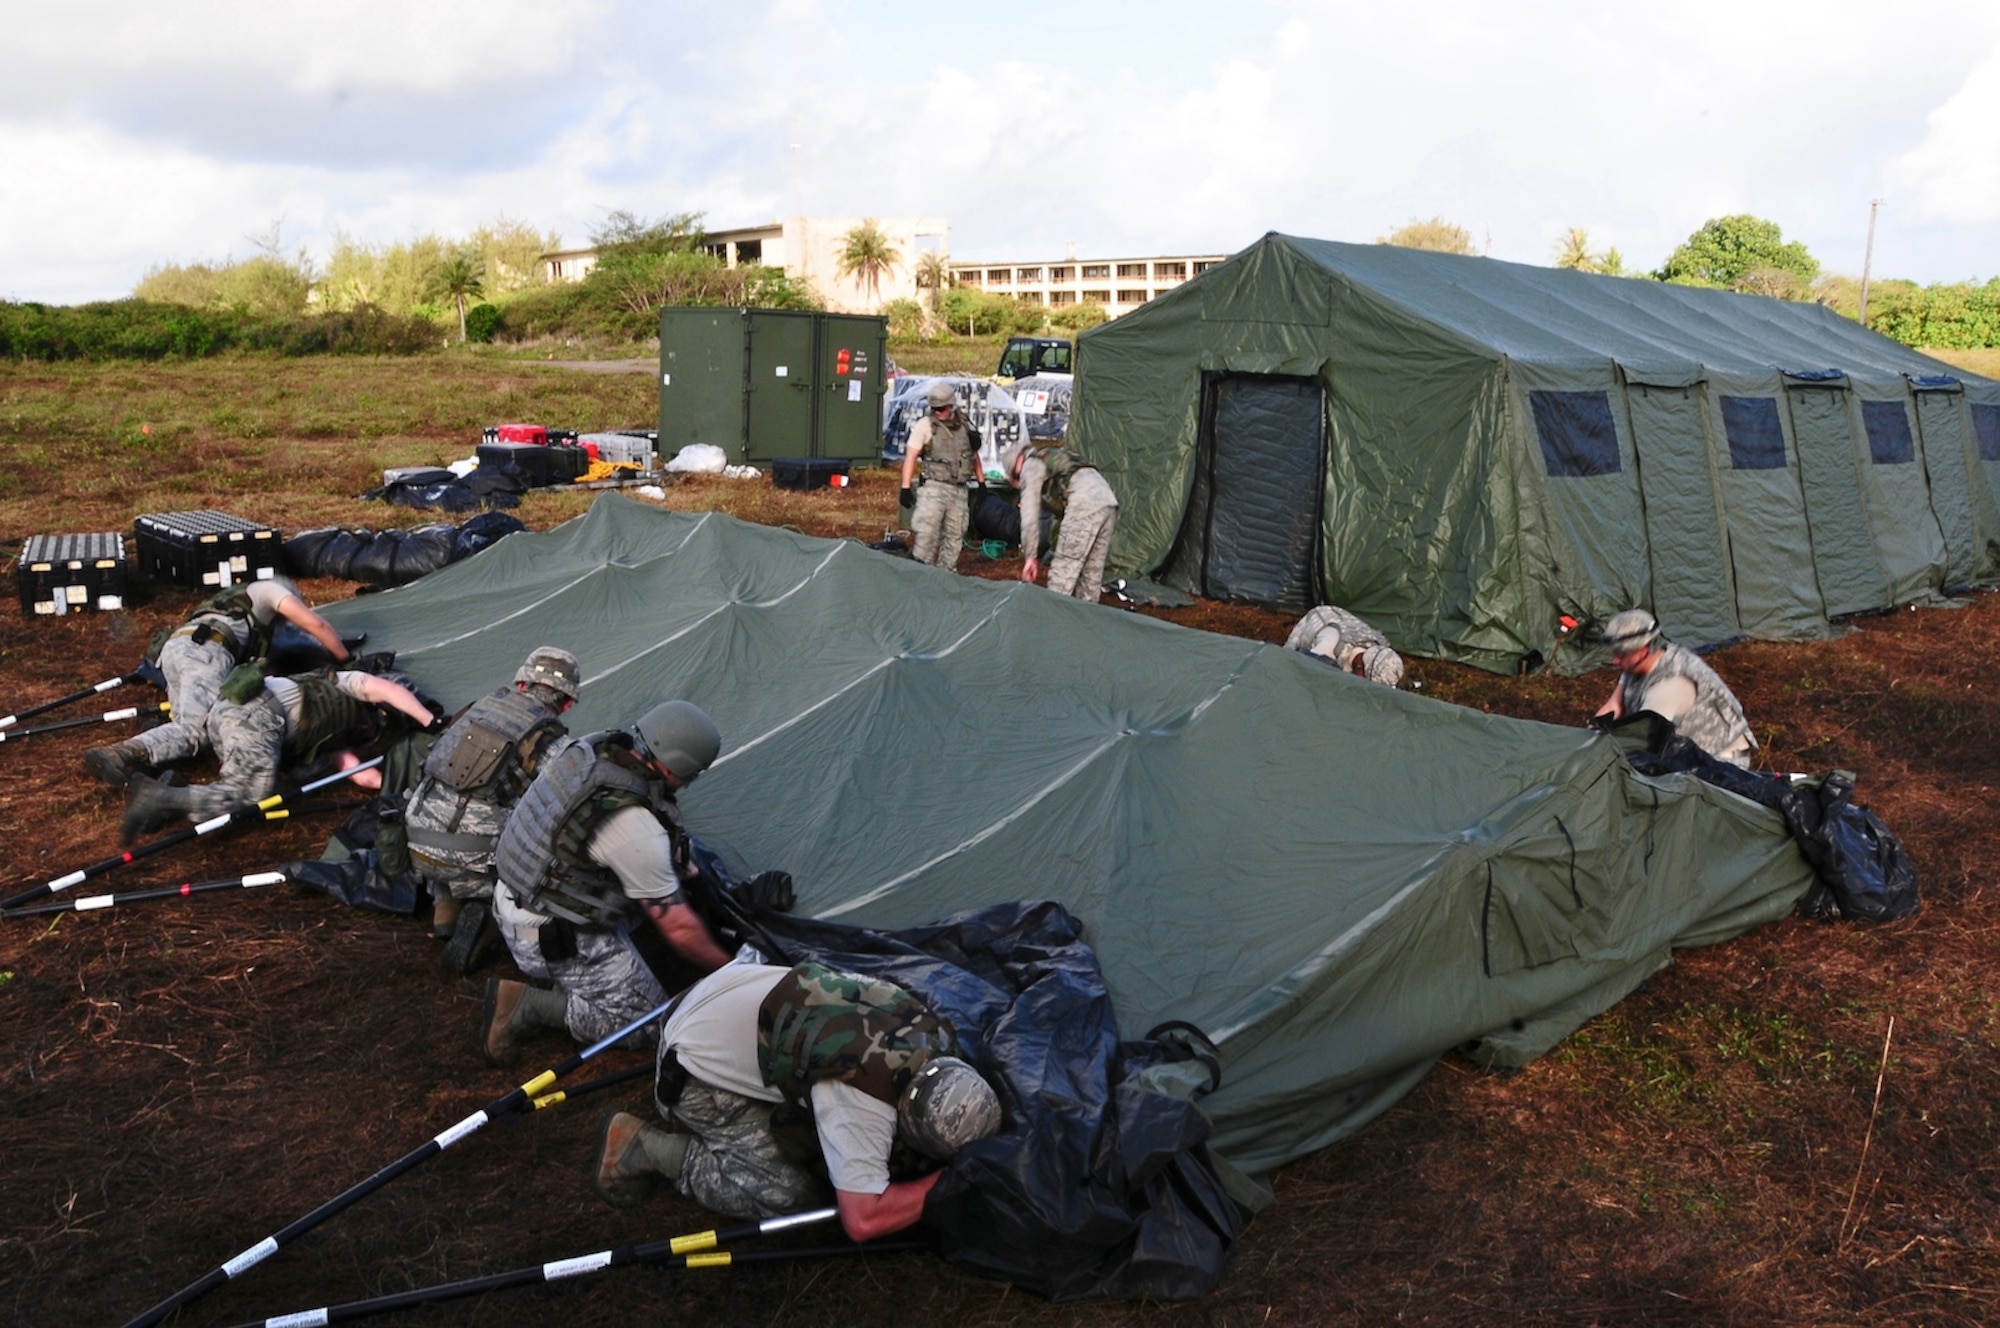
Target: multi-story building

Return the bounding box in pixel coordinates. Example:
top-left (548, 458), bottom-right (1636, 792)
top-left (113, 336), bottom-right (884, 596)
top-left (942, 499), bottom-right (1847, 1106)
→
top-left (948, 251), bottom-right (1230, 318)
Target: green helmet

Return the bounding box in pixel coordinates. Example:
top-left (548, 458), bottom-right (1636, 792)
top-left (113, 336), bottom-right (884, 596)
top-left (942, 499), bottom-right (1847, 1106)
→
top-left (897, 1055), bottom-right (1001, 1159)
top-left (630, 700), bottom-right (721, 784)
top-left (1603, 609), bottom-right (1661, 657)
top-left (514, 646), bottom-right (580, 702)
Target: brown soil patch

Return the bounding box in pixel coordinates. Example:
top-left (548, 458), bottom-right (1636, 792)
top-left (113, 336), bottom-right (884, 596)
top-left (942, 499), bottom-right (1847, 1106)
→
top-left (2, 467), bottom-right (1996, 1327)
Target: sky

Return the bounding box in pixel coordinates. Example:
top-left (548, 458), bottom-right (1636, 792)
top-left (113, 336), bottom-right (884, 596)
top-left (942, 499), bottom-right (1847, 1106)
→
top-left (2, 0), bottom-right (1997, 304)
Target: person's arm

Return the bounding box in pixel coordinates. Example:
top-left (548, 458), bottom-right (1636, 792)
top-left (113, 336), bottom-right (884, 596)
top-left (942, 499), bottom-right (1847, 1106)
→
top-left (900, 420), bottom-right (927, 490)
top-left (642, 895), bottom-right (733, 973)
top-left (1018, 456), bottom-right (1046, 583)
top-left (1593, 679), bottom-right (1624, 721)
top-left (275, 593), bottom-right (350, 663)
top-left (835, 1173), bottom-right (943, 1242)
top-left (345, 672), bottom-right (435, 727)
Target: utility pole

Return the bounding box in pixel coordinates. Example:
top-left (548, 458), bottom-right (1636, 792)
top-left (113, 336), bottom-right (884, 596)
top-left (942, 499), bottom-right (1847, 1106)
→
top-left (1858, 198), bottom-right (1882, 328)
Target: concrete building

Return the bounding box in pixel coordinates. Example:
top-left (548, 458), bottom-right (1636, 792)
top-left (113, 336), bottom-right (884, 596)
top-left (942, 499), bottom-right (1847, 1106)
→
top-left (539, 216), bottom-right (949, 314)
top-left (948, 251), bottom-right (1231, 319)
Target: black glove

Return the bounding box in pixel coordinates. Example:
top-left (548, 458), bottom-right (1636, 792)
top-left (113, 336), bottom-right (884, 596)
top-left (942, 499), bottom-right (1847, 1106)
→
top-left (899, 486), bottom-right (915, 510)
top-left (423, 711), bottom-right (450, 734)
top-left (743, 870), bottom-right (795, 913)
top-left (1587, 712), bottom-right (1615, 732)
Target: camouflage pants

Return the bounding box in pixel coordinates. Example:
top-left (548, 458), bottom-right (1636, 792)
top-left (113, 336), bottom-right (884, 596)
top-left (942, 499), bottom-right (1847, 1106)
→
top-left (660, 1081), bottom-right (828, 1220)
top-left (1047, 498), bottom-right (1118, 601)
top-left (177, 690), bottom-right (289, 820)
top-left (910, 482), bottom-right (969, 570)
top-left (492, 885), bottom-right (667, 1048)
top-left (131, 633), bottom-right (236, 765)
top-left (405, 787), bottom-right (503, 901)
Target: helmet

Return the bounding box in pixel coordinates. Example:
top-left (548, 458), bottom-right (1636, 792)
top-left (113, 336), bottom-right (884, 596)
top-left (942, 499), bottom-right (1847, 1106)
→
top-left (1360, 645), bottom-right (1405, 688)
top-left (1603, 609), bottom-right (1661, 657)
top-left (1000, 439), bottom-right (1031, 485)
top-left (897, 1055), bottom-right (1001, 1160)
top-left (925, 380), bottom-right (958, 409)
top-left (631, 700), bottom-right (721, 784)
top-left (514, 646), bottom-right (580, 702)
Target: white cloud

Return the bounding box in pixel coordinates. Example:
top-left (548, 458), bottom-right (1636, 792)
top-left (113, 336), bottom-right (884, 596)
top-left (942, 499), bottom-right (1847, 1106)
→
top-left (1886, 46), bottom-right (2000, 225)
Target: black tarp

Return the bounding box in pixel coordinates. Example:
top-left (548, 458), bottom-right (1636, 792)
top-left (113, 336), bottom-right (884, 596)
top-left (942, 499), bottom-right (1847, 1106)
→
top-left (284, 513), bottom-right (527, 586)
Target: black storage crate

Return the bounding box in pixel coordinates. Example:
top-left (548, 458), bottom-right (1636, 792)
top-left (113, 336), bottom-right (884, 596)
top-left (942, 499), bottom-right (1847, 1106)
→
top-left (134, 511), bottom-right (280, 587)
top-left (476, 442), bottom-right (587, 488)
top-left (771, 457), bottom-right (851, 490)
top-left (17, 533), bottom-right (129, 615)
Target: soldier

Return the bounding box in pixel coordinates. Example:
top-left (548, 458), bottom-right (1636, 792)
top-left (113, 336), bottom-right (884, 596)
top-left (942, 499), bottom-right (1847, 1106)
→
top-left (119, 667), bottom-right (437, 844)
top-left (476, 700), bottom-right (734, 1066)
top-left (1592, 609), bottom-right (1756, 767)
top-left (1003, 438), bottom-right (1120, 603)
top-left (591, 959), bottom-right (1002, 1242)
top-left (85, 578), bottom-right (350, 787)
top-left (405, 647), bottom-right (579, 973)
top-left (1283, 604), bottom-right (1405, 687)
top-left (898, 380), bottom-right (981, 571)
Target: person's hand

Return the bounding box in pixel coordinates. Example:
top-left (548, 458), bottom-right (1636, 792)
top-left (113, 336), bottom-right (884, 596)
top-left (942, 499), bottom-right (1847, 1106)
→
top-left (899, 486), bottom-right (915, 510)
top-left (1021, 556), bottom-right (1041, 584)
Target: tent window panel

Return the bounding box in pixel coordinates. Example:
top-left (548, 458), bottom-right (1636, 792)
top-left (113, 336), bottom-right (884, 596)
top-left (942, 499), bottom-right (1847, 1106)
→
top-left (1528, 390), bottom-right (1621, 478)
top-left (1719, 396), bottom-right (1787, 470)
top-left (1974, 403), bottom-right (2000, 462)
top-left (1862, 400), bottom-right (1916, 465)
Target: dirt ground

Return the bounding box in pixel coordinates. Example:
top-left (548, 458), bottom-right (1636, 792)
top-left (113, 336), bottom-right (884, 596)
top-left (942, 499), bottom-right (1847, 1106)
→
top-left (2, 473), bottom-right (1997, 1327)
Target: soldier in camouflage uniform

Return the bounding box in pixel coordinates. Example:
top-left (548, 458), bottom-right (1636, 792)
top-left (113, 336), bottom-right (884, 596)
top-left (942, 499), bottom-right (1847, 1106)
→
top-left (1593, 609), bottom-right (1756, 767)
top-left (1005, 438), bottom-right (1120, 602)
top-left (591, 959), bottom-right (1002, 1242)
top-left (119, 668), bottom-right (436, 844)
top-left (476, 700), bottom-right (734, 1066)
top-left (1283, 604), bottom-right (1405, 687)
top-left (898, 380), bottom-right (981, 571)
top-left (405, 646), bottom-right (578, 969)
top-left (85, 578), bottom-right (350, 787)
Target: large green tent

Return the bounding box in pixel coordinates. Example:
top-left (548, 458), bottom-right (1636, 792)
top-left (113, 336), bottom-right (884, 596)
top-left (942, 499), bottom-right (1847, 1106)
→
top-left (325, 497), bottom-right (1819, 1174)
top-left (1072, 234), bottom-right (2000, 673)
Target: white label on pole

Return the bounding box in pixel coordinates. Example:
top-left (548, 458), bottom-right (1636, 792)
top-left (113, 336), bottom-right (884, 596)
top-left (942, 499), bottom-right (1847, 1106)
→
top-left (267, 1310), bottom-right (331, 1328)
top-left (195, 813), bottom-right (233, 834)
top-left (77, 895), bottom-right (115, 911)
top-left (662, 373), bottom-right (672, 386)
top-left (545, 1251), bottom-right (615, 1280)
top-left (243, 872), bottom-right (287, 887)
top-left (49, 871), bottom-right (85, 890)
top-left (774, 365), bottom-right (788, 377)
top-left (433, 1111), bottom-right (490, 1149)
top-left (104, 707), bottom-right (139, 721)
top-left (223, 1235), bottom-right (281, 1277)
top-left (847, 379), bottom-right (863, 402)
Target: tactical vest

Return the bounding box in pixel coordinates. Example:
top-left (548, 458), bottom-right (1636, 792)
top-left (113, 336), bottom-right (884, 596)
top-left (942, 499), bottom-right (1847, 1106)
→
top-left (406, 688), bottom-right (567, 859)
top-left (756, 961), bottom-right (956, 1109)
top-left (492, 731), bottom-right (682, 927)
top-left (287, 671), bottom-right (379, 766)
top-left (179, 585), bottom-right (268, 662)
top-left (1032, 446), bottom-right (1090, 518)
top-left (918, 416), bottom-right (980, 486)
top-left (1622, 642), bottom-right (1755, 761)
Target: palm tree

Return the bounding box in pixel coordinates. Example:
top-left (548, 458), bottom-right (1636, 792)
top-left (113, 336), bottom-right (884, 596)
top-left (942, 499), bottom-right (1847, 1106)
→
top-left (836, 219), bottom-right (901, 307)
top-left (1554, 228), bottom-right (1596, 271)
top-left (913, 252), bottom-right (950, 312)
top-left (428, 248), bottom-right (486, 342)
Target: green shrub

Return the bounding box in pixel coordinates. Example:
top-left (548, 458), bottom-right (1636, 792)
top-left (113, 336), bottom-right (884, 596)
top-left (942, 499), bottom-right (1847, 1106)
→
top-left (0, 299), bottom-right (438, 359)
top-left (464, 303), bottom-right (504, 343)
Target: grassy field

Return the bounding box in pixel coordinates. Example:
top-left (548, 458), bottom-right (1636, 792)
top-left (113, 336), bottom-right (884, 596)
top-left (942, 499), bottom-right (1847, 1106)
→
top-left (1, 353), bottom-right (1995, 1327)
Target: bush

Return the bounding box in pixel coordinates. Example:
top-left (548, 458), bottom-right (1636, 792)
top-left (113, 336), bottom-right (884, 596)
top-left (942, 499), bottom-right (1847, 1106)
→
top-left (1047, 304), bottom-right (1110, 332)
top-left (464, 303), bottom-right (504, 343)
top-left (937, 289), bottom-right (1049, 336)
top-left (0, 299), bottom-right (438, 359)
top-left (881, 298), bottom-right (926, 339)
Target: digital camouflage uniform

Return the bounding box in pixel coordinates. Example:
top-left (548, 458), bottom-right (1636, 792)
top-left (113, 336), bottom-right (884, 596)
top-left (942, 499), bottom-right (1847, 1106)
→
top-left (133, 583), bottom-right (290, 766)
top-left (1282, 604), bottom-right (1404, 685)
top-left (1619, 641), bottom-right (1756, 767)
top-left (175, 670), bottom-right (382, 820)
top-left (1019, 447), bottom-right (1119, 602)
top-left (405, 686), bottom-right (568, 904)
top-left (660, 961), bottom-right (956, 1219)
top-left (491, 733), bottom-right (691, 1047)
top-left (906, 414), bottom-right (980, 570)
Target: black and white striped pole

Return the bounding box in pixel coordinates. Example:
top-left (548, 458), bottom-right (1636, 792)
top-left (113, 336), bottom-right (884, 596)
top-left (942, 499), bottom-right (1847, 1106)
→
top-left (2, 869), bottom-right (289, 918)
top-left (119, 993), bottom-right (678, 1328)
top-left (0, 672), bottom-right (146, 730)
top-left (0, 757), bottom-right (384, 911)
top-left (0, 700), bottom-right (170, 743)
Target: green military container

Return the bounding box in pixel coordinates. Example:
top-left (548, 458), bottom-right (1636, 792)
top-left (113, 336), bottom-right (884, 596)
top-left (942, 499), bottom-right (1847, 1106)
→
top-left (658, 308), bottom-right (889, 466)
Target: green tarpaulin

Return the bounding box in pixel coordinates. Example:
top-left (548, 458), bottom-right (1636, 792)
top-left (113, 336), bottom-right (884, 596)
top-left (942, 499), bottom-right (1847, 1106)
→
top-left (327, 497), bottom-right (1817, 1174)
top-left (1073, 233), bottom-right (2000, 673)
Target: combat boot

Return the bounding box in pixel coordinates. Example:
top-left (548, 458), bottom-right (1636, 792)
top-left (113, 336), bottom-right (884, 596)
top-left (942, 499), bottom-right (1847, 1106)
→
top-left (84, 740), bottom-right (152, 788)
top-left (430, 890), bottom-right (461, 942)
top-left (591, 1108), bottom-right (689, 1208)
top-left (121, 774), bottom-right (191, 845)
top-left (442, 898), bottom-right (501, 975)
top-left (478, 978), bottom-right (566, 1067)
